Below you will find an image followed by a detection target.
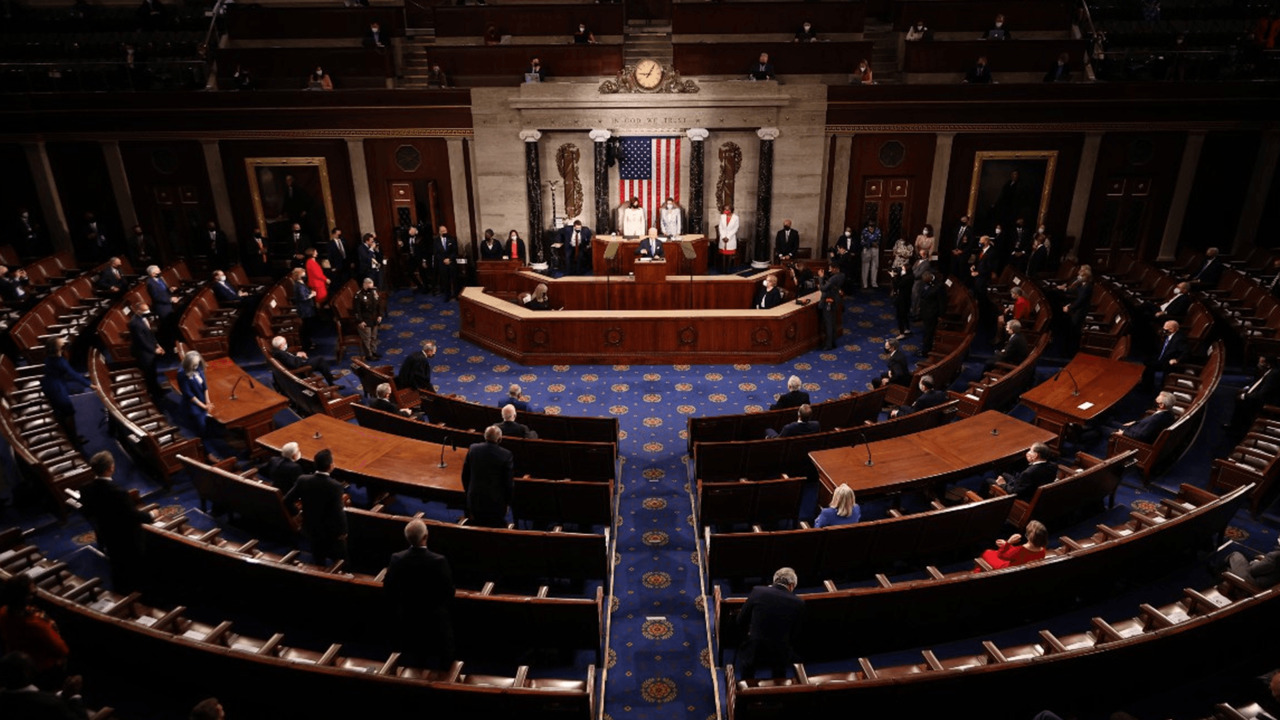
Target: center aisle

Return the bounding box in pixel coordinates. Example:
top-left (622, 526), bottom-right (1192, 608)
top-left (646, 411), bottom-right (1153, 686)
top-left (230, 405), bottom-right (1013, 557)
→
top-left (378, 290), bottom-right (903, 719)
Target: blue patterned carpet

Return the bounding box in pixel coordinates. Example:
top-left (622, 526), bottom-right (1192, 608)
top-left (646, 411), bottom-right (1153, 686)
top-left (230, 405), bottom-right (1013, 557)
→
top-left (2, 284), bottom-right (1277, 719)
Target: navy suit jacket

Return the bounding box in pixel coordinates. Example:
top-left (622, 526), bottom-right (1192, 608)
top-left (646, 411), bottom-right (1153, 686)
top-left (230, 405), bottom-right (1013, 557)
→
top-left (738, 583), bottom-right (804, 664)
top-left (775, 228), bottom-right (799, 258)
top-left (384, 545), bottom-right (455, 625)
top-left (398, 351), bottom-right (433, 392)
top-left (461, 441), bottom-right (514, 521)
top-left (177, 369), bottom-right (208, 420)
top-left (1152, 331), bottom-right (1190, 367)
top-left (81, 476), bottom-right (151, 558)
top-left (996, 333), bottom-right (1030, 366)
top-left (262, 457), bottom-right (303, 494)
top-left (97, 266), bottom-right (124, 292)
top-left (769, 390), bottom-right (810, 411)
top-left (636, 237), bottom-right (665, 258)
top-left (884, 350), bottom-right (911, 385)
top-left (562, 226), bottom-right (593, 249)
top-left (1123, 409), bottom-right (1176, 443)
top-left (1003, 460), bottom-right (1058, 501)
top-left (42, 354), bottom-right (92, 414)
top-left (146, 276), bottom-right (173, 315)
top-left (777, 420), bottom-right (821, 437)
top-left (284, 472), bottom-right (347, 541)
top-left (128, 313), bottom-right (159, 363)
top-left (213, 280), bottom-right (241, 303)
top-left (901, 388), bottom-right (949, 415)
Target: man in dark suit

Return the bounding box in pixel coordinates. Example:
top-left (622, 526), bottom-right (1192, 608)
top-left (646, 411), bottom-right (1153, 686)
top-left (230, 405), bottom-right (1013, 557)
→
top-left (986, 319), bottom-right (1030, 372)
top-left (748, 52), bottom-right (776, 81)
top-left (946, 214), bottom-right (975, 277)
top-left (144, 265), bottom-right (173, 320)
top-left (963, 56), bottom-right (993, 83)
top-left (363, 21), bottom-right (387, 49)
top-left (1119, 391), bottom-right (1178, 443)
top-left (286, 223), bottom-right (311, 268)
top-left (988, 442), bottom-right (1058, 501)
top-left (384, 519), bottom-right (455, 669)
top-left (82, 211), bottom-right (114, 262)
top-left (370, 383), bottom-right (413, 416)
top-left (1142, 320), bottom-right (1190, 391)
top-left (873, 338), bottom-right (911, 388)
top-left (1151, 281), bottom-right (1193, 322)
top-left (497, 383), bottom-right (531, 412)
top-left (0, 265), bottom-right (31, 306)
top-left (818, 262), bottom-right (844, 350)
top-left (357, 233), bottom-right (384, 286)
top-left (1189, 247), bottom-right (1224, 288)
top-left (270, 335), bottom-right (337, 386)
top-left (1026, 235), bottom-right (1050, 276)
top-left (831, 227), bottom-right (857, 293)
top-left (261, 441), bottom-right (303, 495)
top-left (774, 220), bottom-right (799, 263)
top-left (562, 220), bottom-right (592, 275)
top-left (1227, 355), bottom-right (1280, 432)
top-left (917, 271), bottom-right (946, 356)
top-left (398, 340), bottom-right (436, 393)
top-left (769, 375), bottom-right (809, 411)
top-left (736, 567), bottom-right (804, 679)
top-left (891, 374), bottom-right (949, 417)
top-left (244, 228), bottom-right (270, 276)
top-left (970, 234), bottom-right (997, 297)
top-left (283, 449), bottom-right (348, 566)
top-left (461, 425), bottom-right (514, 528)
top-left (765, 404), bottom-right (821, 438)
top-left (203, 221), bottom-right (230, 268)
top-left (753, 274), bottom-right (783, 309)
top-left (1225, 536), bottom-right (1280, 589)
top-left (80, 451), bottom-right (155, 589)
top-left (211, 270), bottom-right (248, 305)
top-left (636, 230), bottom-right (665, 259)
top-left (433, 226), bottom-right (459, 300)
top-left (498, 404), bottom-right (538, 439)
top-left (400, 225), bottom-right (430, 293)
top-left (96, 256), bottom-right (125, 295)
top-left (328, 228), bottom-right (354, 287)
top-left (129, 302), bottom-right (165, 398)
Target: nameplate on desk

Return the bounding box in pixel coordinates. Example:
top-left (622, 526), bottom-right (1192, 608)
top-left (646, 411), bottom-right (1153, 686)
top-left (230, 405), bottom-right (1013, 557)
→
top-left (1077, 401), bottom-right (1095, 410)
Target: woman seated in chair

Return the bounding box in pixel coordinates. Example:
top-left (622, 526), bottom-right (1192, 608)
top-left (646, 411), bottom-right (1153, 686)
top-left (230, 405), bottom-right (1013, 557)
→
top-left (815, 484), bottom-right (861, 528)
top-left (974, 520), bottom-right (1048, 572)
top-left (524, 283), bottom-right (551, 311)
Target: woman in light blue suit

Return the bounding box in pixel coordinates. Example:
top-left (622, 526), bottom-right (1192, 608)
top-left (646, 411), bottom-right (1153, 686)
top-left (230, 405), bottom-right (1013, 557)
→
top-left (178, 350), bottom-right (213, 437)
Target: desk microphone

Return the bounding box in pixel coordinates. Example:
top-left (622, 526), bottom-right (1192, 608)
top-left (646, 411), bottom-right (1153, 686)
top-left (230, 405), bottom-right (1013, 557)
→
top-left (438, 434), bottom-right (452, 469)
top-left (860, 432), bottom-right (873, 467)
top-left (1053, 367), bottom-right (1080, 396)
top-left (229, 374), bottom-right (255, 400)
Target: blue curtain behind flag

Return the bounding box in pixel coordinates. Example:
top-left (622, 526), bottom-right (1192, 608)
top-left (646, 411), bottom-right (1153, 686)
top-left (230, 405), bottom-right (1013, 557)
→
top-left (618, 137), bottom-right (652, 180)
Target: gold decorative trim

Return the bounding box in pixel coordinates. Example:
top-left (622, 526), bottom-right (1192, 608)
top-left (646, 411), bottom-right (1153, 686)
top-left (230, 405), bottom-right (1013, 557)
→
top-left (967, 150), bottom-right (1058, 227)
top-left (244, 157), bottom-right (338, 237)
top-left (825, 121), bottom-right (1255, 134)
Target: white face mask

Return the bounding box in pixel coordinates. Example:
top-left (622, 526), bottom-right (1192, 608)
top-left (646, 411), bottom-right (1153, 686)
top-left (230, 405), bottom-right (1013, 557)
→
top-left (1038, 226), bottom-right (1046, 233)
top-left (803, 24), bottom-right (811, 30)
top-left (995, 22), bottom-right (1003, 27)
top-left (510, 235), bottom-right (518, 241)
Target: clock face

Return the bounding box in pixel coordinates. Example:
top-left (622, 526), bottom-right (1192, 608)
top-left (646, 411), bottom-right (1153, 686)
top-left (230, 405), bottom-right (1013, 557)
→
top-left (634, 59), bottom-right (663, 89)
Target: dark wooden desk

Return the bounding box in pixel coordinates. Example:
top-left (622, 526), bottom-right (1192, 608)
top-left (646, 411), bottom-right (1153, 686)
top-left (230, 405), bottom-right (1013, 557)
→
top-left (810, 411), bottom-right (1057, 500)
top-left (256, 414), bottom-right (467, 503)
top-left (477, 259), bottom-right (527, 292)
top-left (168, 357), bottom-right (288, 456)
top-left (498, 267), bottom-right (783, 311)
top-left (1019, 353), bottom-right (1144, 436)
top-left (459, 284), bottom-right (822, 364)
top-left (591, 235), bottom-right (708, 277)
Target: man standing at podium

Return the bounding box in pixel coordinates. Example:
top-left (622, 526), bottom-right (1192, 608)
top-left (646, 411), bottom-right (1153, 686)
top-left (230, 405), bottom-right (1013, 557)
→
top-left (637, 228), bottom-right (665, 259)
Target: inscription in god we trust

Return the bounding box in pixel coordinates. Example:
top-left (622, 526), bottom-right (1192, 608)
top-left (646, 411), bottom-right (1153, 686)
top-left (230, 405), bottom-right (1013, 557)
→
top-left (532, 115), bottom-right (693, 129)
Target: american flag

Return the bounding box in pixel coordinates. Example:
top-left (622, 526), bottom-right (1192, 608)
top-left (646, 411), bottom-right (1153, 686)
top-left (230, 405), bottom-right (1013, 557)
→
top-left (618, 136), bottom-right (680, 218)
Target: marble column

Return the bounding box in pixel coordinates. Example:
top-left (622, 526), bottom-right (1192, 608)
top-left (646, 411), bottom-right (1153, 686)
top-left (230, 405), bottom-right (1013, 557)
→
top-left (590, 129), bottom-right (611, 234)
top-left (1065, 132), bottom-right (1104, 260)
top-left (925, 133), bottom-right (956, 231)
top-left (520, 129), bottom-right (544, 267)
top-left (201, 140), bottom-right (238, 244)
top-left (824, 135), bottom-right (853, 251)
top-left (445, 138), bottom-right (474, 248)
top-left (102, 141), bottom-right (140, 237)
top-left (1159, 132), bottom-right (1204, 261)
top-left (753, 127), bottom-right (779, 268)
top-left (1234, 131), bottom-right (1280, 255)
top-left (346, 139), bottom-right (376, 237)
top-left (686, 128), bottom-right (708, 236)
top-left (21, 141), bottom-right (71, 252)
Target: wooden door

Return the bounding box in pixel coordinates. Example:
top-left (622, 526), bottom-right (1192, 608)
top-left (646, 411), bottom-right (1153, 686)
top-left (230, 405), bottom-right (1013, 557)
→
top-left (859, 177), bottom-right (912, 284)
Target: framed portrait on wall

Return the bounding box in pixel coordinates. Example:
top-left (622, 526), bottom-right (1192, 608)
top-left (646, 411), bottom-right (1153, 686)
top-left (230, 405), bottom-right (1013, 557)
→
top-left (244, 157), bottom-right (337, 244)
top-left (967, 151), bottom-right (1058, 234)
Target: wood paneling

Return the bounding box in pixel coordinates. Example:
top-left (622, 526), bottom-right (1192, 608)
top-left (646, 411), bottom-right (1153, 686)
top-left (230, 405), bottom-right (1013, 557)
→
top-left (673, 42), bottom-right (873, 76)
top-left (429, 45), bottom-right (624, 85)
top-left (892, 0), bottom-right (1073, 32)
top-left (118, 140), bottom-right (215, 264)
top-left (434, 5), bottom-right (624, 37)
top-left (903, 39), bottom-right (1088, 75)
top-left (0, 143), bottom-right (45, 258)
top-left (1081, 132), bottom-right (1187, 262)
top-left (844, 134), bottom-right (937, 252)
top-left (672, 2), bottom-right (865, 34)
top-left (1181, 131), bottom-right (1259, 252)
top-left (215, 48), bottom-right (393, 90)
top-left (363, 137), bottom-right (455, 272)
top-left (46, 141), bottom-right (120, 264)
top-left (224, 6), bottom-right (405, 40)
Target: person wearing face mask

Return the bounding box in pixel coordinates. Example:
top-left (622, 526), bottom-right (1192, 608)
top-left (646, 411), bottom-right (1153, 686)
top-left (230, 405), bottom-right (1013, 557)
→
top-left (871, 337), bottom-right (912, 389)
top-left (947, 214), bottom-right (975, 277)
top-left (659, 198), bottom-right (682, 239)
top-left (479, 229), bottom-right (504, 260)
top-left (753, 274), bottom-right (783, 310)
top-left (775, 220), bottom-right (799, 264)
top-left (983, 14), bottom-right (1011, 40)
top-left (306, 66), bottom-right (333, 90)
top-left (1007, 218), bottom-right (1031, 271)
top-left (525, 57), bottom-right (546, 83)
top-left (832, 226), bottom-right (857, 292)
top-left (964, 56), bottom-right (993, 83)
top-left (621, 197), bottom-right (646, 238)
top-left (914, 224), bottom-right (935, 258)
top-left (1141, 320), bottom-right (1189, 392)
top-left (1061, 264), bottom-right (1093, 355)
top-left (794, 21), bottom-right (818, 42)
top-left (860, 219), bottom-right (882, 290)
top-left (573, 23), bottom-right (596, 44)
top-left (853, 59), bottom-right (873, 85)
top-left (1027, 233), bottom-right (1050, 276)
top-left (14, 208), bottom-right (41, 258)
top-left (505, 230), bottom-right (527, 264)
top-left (716, 205), bottom-right (740, 274)
top-left (1151, 281), bottom-right (1192, 322)
top-left (905, 19), bottom-right (930, 42)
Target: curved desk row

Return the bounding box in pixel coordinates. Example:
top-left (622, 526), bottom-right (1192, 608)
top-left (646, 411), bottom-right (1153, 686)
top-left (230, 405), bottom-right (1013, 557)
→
top-left (458, 284), bottom-right (823, 365)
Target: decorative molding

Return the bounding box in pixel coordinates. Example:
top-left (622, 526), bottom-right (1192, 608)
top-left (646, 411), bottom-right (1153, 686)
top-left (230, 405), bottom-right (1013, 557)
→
top-left (589, 129), bottom-right (612, 143)
top-left (756, 127), bottom-right (781, 141)
top-left (688, 138), bottom-right (706, 236)
top-left (715, 141), bottom-right (742, 214)
top-left (0, 129), bottom-right (477, 143)
top-left (824, 121), bottom-right (1253, 134)
top-left (519, 129), bottom-right (543, 143)
top-left (556, 143), bottom-right (584, 221)
top-left (686, 128), bottom-right (709, 142)
top-left (598, 64), bottom-right (699, 95)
